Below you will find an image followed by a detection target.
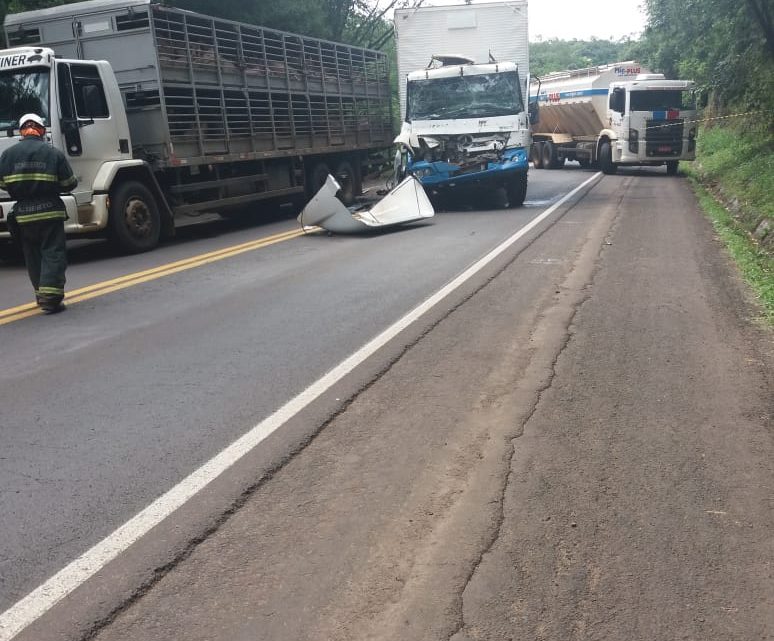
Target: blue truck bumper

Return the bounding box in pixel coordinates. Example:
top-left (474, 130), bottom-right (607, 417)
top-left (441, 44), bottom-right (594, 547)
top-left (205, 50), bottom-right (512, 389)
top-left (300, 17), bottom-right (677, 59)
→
top-left (409, 147), bottom-right (529, 192)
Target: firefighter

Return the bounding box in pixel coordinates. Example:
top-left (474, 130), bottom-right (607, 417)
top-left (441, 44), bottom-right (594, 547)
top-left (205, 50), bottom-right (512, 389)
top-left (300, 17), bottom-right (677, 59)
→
top-left (0, 113), bottom-right (77, 314)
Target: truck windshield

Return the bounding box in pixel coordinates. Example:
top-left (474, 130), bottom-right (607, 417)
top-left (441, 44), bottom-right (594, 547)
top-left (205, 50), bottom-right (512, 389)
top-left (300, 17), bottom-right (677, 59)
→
top-left (407, 70), bottom-right (523, 121)
top-left (0, 68), bottom-right (50, 130)
top-left (630, 89), bottom-right (695, 111)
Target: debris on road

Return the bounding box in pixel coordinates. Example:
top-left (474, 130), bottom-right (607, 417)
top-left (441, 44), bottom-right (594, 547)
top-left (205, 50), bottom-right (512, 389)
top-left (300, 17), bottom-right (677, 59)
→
top-left (298, 175), bottom-right (434, 234)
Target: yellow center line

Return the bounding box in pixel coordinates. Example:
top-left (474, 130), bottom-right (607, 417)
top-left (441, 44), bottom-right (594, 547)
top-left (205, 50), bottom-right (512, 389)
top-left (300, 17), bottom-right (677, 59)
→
top-left (0, 227), bottom-right (312, 326)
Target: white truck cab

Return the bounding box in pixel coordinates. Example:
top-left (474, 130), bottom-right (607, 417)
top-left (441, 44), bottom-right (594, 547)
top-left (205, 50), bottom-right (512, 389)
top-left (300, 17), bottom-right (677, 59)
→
top-left (0, 46), bottom-right (135, 236)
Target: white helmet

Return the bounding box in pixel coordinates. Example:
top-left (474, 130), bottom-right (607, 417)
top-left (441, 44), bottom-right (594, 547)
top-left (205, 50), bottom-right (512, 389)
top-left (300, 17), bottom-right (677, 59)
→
top-left (19, 113), bottom-right (45, 128)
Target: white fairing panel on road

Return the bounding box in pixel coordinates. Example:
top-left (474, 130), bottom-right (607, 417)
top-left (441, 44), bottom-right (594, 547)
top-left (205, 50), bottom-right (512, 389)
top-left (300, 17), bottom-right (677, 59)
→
top-left (298, 175), bottom-right (434, 234)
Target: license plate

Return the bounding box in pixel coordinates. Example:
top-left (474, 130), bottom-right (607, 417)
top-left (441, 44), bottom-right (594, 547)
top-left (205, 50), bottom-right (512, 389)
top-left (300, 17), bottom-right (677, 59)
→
top-left (658, 145), bottom-right (672, 153)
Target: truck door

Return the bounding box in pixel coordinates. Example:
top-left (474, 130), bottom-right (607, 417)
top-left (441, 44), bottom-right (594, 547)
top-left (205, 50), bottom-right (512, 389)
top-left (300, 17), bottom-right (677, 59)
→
top-left (55, 60), bottom-right (120, 206)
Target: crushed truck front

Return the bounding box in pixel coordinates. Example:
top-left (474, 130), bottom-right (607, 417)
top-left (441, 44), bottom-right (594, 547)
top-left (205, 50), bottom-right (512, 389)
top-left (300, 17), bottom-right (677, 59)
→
top-left (395, 61), bottom-right (530, 207)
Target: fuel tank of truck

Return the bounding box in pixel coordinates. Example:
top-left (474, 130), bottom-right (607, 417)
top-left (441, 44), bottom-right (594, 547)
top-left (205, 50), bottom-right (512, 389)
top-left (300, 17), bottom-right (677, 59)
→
top-left (531, 62), bottom-right (648, 136)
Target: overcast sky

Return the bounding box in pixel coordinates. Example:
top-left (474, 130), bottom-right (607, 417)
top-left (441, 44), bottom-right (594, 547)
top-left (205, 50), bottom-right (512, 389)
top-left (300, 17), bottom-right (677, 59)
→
top-left (385, 0), bottom-right (649, 41)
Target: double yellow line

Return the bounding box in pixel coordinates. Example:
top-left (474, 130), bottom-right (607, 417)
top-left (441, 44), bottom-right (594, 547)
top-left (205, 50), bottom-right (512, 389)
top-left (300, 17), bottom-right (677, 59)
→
top-left (0, 227), bottom-right (307, 326)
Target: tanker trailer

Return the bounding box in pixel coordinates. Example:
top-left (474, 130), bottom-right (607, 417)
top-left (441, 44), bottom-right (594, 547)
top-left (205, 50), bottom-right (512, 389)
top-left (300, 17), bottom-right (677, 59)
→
top-left (530, 62), bottom-right (697, 175)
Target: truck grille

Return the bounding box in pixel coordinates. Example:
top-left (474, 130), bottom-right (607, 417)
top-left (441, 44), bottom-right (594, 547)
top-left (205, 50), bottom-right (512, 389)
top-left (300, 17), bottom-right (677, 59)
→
top-left (645, 118), bottom-right (684, 157)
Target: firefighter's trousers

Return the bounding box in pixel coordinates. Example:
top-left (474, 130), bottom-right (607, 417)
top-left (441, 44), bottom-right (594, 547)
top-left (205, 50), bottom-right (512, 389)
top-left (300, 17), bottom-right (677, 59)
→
top-left (17, 219), bottom-right (67, 306)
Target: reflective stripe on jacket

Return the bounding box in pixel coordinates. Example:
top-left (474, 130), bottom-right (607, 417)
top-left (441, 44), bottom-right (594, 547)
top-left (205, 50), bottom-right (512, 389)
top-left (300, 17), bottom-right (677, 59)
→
top-left (0, 136), bottom-right (78, 224)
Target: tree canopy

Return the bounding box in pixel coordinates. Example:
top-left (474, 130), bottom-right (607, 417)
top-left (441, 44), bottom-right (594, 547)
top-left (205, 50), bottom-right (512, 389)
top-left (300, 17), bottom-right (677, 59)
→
top-left (636, 0), bottom-right (773, 111)
top-left (530, 37), bottom-right (638, 77)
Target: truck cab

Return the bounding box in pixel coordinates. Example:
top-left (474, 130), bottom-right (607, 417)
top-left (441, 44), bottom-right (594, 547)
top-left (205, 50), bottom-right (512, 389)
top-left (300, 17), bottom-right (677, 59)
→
top-left (395, 57), bottom-right (531, 208)
top-left (0, 46), bottom-right (134, 240)
top-left (605, 74), bottom-right (697, 174)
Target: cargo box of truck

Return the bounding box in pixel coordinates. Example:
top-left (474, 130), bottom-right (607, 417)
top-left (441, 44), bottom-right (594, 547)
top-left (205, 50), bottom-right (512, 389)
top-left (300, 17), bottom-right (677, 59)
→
top-left (0, 0), bottom-right (392, 252)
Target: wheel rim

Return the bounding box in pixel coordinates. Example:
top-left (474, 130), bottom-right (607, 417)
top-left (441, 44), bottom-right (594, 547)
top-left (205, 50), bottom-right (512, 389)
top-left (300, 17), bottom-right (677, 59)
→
top-left (124, 197), bottom-right (153, 239)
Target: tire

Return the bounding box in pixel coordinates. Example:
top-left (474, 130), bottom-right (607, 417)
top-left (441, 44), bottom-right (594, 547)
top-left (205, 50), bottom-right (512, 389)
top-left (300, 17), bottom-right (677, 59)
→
top-left (109, 180), bottom-right (161, 253)
top-left (666, 160), bottom-right (679, 176)
top-left (333, 159), bottom-right (357, 205)
top-left (541, 141), bottom-right (561, 169)
top-left (307, 161), bottom-right (331, 198)
top-left (506, 173), bottom-right (528, 207)
top-left (429, 191), bottom-right (450, 212)
top-left (531, 143), bottom-right (544, 169)
top-left (599, 141), bottom-right (618, 175)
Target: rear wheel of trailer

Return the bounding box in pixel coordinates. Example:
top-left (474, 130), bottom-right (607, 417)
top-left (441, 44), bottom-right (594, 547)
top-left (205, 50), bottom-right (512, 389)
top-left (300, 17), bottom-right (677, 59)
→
top-left (530, 142), bottom-right (544, 169)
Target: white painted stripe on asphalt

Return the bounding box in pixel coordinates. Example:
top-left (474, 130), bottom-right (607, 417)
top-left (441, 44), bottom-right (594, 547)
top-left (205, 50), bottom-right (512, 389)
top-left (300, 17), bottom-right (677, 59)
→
top-left (0, 171), bottom-right (602, 641)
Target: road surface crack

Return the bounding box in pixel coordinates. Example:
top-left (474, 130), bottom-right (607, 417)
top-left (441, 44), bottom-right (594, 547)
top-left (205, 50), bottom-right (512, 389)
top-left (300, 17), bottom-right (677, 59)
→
top-left (448, 178), bottom-right (629, 641)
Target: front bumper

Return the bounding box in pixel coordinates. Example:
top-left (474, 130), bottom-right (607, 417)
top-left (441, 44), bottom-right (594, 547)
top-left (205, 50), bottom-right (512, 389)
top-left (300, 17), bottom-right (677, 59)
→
top-left (614, 140), bottom-right (696, 164)
top-left (0, 195), bottom-right (108, 239)
top-left (409, 147), bottom-right (529, 191)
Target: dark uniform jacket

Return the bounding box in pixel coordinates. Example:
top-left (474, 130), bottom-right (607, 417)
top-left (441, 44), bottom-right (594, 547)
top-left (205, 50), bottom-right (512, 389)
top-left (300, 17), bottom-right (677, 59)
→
top-left (0, 135), bottom-right (78, 224)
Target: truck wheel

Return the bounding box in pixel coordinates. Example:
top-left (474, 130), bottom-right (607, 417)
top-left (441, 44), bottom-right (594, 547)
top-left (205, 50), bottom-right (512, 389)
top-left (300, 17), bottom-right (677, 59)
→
top-left (666, 160), bottom-right (679, 176)
top-left (109, 181), bottom-right (161, 253)
top-left (334, 160), bottom-right (357, 205)
top-left (530, 143), bottom-right (544, 169)
top-left (307, 161), bottom-right (331, 198)
top-left (542, 141), bottom-right (561, 169)
top-left (506, 173), bottom-right (528, 207)
top-left (600, 142), bottom-right (617, 175)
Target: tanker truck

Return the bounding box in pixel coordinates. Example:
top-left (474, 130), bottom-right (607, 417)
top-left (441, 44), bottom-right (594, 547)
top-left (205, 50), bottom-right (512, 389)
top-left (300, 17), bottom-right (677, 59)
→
top-left (393, 2), bottom-right (533, 208)
top-left (531, 62), bottom-right (697, 175)
top-left (0, 0), bottom-right (392, 254)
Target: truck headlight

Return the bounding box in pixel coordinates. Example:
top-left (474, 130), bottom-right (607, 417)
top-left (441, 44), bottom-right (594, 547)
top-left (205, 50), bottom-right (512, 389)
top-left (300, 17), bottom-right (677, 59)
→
top-left (629, 129), bottom-right (639, 153)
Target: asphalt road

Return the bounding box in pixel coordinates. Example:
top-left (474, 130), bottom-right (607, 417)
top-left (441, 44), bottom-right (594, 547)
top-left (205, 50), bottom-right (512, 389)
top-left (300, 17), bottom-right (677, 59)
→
top-left (1, 165), bottom-right (771, 641)
top-left (0, 169), bottom-right (586, 615)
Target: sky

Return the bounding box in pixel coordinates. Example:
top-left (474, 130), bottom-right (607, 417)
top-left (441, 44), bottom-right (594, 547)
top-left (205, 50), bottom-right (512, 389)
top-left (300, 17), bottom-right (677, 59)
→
top-left (384, 0), bottom-right (649, 41)
top-left (528, 0), bottom-right (647, 40)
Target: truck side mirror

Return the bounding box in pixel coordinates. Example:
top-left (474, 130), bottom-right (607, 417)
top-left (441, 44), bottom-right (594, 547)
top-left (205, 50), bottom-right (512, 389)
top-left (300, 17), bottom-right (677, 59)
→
top-left (528, 99), bottom-right (539, 125)
top-left (61, 118), bottom-right (83, 156)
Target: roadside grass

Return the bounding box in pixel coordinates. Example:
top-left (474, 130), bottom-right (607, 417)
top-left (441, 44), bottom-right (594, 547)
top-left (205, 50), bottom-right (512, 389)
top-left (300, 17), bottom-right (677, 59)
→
top-left (683, 121), bottom-right (773, 325)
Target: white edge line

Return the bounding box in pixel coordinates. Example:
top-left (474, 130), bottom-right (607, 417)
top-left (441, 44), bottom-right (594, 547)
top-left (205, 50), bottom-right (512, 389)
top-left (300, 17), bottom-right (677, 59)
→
top-left (0, 171), bottom-right (602, 641)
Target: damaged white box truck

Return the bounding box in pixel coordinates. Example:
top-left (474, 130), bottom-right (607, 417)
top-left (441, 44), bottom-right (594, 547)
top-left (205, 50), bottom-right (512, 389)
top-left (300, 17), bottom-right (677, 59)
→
top-left (393, 1), bottom-right (533, 208)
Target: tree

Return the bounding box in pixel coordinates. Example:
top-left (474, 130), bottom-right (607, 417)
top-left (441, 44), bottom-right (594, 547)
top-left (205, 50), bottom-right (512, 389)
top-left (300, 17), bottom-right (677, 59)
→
top-left (530, 38), bottom-right (638, 77)
top-left (638, 0), bottom-right (773, 110)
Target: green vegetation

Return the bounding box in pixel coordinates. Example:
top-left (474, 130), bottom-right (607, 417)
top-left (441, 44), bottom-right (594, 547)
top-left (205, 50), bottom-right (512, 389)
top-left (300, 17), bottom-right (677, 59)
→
top-left (684, 123), bottom-right (774, 323)
top-left (637, 0), bottom-right (773, 112)
top-left (531, 38), bottom-right (638, 77)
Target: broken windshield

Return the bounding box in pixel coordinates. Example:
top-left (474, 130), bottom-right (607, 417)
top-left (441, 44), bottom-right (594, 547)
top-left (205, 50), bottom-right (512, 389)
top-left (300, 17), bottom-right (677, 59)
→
top-left (0, 67), bottom-right (50, 130)
top-left (407, 70), bottom-right (523, 121)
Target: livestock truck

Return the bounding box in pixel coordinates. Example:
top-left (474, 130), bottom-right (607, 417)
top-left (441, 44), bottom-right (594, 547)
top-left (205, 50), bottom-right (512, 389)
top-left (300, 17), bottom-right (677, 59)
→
top-left (393, 1), bottom-right (533, 208)
top-left (0, 0), bottom-right (392, 254)
top-left (531, 61), bottom-right (697, 175)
